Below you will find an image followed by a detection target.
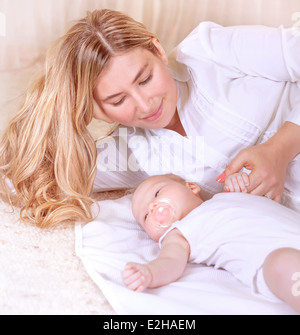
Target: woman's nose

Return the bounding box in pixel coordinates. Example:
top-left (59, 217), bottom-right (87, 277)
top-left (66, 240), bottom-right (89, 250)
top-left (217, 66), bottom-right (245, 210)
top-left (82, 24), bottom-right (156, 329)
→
top-left (133, 92), bottom-right (150, 113)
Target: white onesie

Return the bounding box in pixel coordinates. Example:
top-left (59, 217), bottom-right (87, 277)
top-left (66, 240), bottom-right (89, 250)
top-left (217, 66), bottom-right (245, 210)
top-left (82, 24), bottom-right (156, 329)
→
top-left (159, 192), bottom-right (300, 302)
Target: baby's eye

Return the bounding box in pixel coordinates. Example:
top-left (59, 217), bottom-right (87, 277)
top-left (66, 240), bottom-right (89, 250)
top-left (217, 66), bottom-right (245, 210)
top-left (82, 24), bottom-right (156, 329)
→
top-left (144, 213), bottom-right (148, 222)
top-left (155, 190), bottom-right (160, 197)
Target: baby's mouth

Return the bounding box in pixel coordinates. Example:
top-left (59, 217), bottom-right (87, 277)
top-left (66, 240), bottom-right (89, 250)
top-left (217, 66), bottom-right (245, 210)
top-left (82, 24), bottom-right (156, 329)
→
top-left (147, 198), bottom-right (176, 228)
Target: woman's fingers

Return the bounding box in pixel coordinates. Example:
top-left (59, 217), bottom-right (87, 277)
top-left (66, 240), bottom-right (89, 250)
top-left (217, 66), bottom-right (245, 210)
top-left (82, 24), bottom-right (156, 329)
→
top-left (248, 177), bottom-right (283, 202)
top-left (219, 142), bottom-right (287, 201)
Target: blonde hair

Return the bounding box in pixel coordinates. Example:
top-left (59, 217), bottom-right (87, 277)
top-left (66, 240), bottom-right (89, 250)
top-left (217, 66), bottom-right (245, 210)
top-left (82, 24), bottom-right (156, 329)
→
top-left (0, 9), bottom-right (159, 227)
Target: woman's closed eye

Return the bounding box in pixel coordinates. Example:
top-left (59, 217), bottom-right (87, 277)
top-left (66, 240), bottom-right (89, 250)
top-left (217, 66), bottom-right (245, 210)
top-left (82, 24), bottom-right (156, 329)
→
top-left (139, 74), bottom-right (152, 86)
top-left (111, 74), bottom-right (152, 106)
top-left (113, 96), bottom-right (126, 106)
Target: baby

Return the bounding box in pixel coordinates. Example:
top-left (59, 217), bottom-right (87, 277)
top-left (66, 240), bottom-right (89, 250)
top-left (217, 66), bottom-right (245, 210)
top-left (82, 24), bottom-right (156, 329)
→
top-left (122, 173), bottom-right (300, 314)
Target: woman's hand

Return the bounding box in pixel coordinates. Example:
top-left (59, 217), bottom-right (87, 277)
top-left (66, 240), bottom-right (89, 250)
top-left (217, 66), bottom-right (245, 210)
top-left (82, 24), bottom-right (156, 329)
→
top-left (217, 122), bottom-right (300, 202)
top-left (221, 143), bottom-right (287, 202)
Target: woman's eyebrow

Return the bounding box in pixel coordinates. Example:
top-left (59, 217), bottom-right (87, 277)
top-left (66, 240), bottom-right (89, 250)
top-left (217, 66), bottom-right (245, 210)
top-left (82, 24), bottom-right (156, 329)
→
top-left (103, 92), bottom-right (122, 102)
top-left (103, 63), bottom-right (149, 102)
top-left (131, 63), bottom-right (149, 84)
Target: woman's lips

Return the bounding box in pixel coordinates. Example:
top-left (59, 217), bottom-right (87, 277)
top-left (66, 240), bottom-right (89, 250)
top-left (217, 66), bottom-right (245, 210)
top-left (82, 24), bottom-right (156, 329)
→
top-left (143, 101), bottom-right (163, 122)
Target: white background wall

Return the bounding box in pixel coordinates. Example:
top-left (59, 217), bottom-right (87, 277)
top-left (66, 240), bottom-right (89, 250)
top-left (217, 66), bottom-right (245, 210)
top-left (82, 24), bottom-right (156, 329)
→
top-left (0, 0), bottom-right (299, 71)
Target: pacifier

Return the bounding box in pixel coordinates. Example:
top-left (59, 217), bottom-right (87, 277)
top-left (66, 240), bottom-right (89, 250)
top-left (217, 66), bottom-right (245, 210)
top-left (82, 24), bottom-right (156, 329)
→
top-left (147, 198), bottom-right (176, 228)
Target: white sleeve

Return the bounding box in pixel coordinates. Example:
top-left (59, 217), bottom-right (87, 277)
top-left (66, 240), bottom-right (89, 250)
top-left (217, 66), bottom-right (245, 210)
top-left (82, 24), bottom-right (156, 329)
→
top-left (185, 22), bottom-right (300, 82)
top-left (177, 22), bottom-right (300, 125)
top-left (286, 95), bottom-right (300, 126)
top-left (206, 23), bottom-right (300, 126)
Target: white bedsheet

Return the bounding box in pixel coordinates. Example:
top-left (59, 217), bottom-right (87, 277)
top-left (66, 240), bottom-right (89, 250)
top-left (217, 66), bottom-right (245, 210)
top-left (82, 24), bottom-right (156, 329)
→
top-left (75, 194), bottom-right (297, 315)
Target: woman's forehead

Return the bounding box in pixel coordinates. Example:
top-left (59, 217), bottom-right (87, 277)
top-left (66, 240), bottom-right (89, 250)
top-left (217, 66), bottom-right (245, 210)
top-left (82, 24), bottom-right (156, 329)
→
top-left (94, 48), bottom-right (155, 97)
top-left (100, 48), bottom-right (153, 78)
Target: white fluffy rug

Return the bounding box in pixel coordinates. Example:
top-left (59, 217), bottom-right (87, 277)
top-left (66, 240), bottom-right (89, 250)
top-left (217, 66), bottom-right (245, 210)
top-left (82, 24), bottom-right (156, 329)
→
top-left (0, 191), bottom-right (125, 315)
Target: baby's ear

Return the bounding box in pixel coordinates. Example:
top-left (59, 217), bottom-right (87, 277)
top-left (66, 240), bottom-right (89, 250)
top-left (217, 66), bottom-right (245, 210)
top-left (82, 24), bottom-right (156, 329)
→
top-left (185, 182), bottom-right (201, 195)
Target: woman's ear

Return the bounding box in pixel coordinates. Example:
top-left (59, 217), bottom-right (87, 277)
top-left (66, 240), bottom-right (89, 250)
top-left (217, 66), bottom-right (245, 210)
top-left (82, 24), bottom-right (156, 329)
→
top-left (93, 99), bottom-right (115, 124)
top-left (185, 182), bottom-right (201, 196)
top-left (152, 37), bottom-right (168, 65)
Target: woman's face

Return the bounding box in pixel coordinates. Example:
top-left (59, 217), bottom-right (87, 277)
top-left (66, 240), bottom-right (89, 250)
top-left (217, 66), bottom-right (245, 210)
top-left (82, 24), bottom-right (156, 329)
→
top-left (93, 41), bottom-right (177, 129)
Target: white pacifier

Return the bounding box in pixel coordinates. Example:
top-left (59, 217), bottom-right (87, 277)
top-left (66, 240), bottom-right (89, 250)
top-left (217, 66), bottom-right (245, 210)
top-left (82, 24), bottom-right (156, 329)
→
top-left (147, 198), bottom-right (176, 228)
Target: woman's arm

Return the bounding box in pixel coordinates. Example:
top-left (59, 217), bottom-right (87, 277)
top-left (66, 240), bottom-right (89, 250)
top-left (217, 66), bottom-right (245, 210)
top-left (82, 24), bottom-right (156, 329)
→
top-left (206, 25), bottom-right (300, 199)
top-left (219, 122), bottom-right (300, 201)
top-left (122, 229), bottom-right (190, 291)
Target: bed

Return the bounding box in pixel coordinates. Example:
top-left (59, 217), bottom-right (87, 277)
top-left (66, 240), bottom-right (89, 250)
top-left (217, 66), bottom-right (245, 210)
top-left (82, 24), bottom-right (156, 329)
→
top-left (0, 0), bottom-right (299, 315)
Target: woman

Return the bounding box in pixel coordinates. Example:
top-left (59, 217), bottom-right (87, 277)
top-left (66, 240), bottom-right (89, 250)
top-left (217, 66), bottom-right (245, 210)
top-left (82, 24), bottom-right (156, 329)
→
top-left (0, 9), bottom-right (299, 227)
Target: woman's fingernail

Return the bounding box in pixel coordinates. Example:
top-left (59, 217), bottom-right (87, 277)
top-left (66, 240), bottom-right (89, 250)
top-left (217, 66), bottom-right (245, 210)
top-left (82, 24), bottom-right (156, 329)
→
top-left (216, 172), bottom-right (226, 183)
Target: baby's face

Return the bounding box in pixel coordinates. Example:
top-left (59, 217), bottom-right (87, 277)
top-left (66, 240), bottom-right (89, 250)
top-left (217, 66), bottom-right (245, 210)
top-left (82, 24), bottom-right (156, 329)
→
top-left (132, 175), bottom-right (203, 242)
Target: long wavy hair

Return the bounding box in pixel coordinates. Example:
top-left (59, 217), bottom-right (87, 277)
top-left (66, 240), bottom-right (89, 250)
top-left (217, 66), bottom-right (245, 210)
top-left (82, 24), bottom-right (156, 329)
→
top-left (0, 9), bottom-right (159, 227)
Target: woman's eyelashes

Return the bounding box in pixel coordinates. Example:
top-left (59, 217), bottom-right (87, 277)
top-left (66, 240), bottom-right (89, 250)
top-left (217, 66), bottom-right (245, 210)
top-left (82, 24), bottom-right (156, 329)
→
top-left (139, 74), bottom-right (152, 86)
top-left (113, 97), bottom-right (125, 106)
top-left (112, 75), bottom-right (153, 106)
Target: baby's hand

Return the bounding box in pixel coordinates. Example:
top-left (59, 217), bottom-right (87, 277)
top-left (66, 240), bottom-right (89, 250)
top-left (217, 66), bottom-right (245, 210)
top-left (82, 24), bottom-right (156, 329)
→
top-left (224, 172), bottom-right (250, 193)
top-left (122, 262), bottom-right (153, 292)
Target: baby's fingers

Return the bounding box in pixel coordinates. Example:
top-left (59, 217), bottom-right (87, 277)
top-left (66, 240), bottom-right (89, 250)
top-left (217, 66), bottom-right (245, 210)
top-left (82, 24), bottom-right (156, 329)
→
top-left (123, 270), bottom-right (146, 291)
top-left (237, 173), bottom-right (249, 193)
top-left (241, 172), bottom-right (250, 186)
top-left (122, 265), bottom-right (141, 282)
top-left (122, 263), bottom-right (147, 291)
top-left (122, 268), bottom-right (139, 281)
top-left (224, 173), bottom-right (249, 193)
top-left (128, 275), bottom-right (146, 292)
top-left (225, 177), bottom-right (239, 192)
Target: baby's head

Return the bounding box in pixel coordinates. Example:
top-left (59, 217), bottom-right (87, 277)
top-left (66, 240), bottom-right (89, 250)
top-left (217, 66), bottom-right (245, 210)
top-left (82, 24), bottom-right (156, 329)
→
top-left (132, 174), bottom-right (203, 242)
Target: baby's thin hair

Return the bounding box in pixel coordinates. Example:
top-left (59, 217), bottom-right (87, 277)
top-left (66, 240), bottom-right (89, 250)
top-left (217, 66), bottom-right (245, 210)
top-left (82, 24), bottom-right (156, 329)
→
top-left (163, 173), bottom-right (186, 184)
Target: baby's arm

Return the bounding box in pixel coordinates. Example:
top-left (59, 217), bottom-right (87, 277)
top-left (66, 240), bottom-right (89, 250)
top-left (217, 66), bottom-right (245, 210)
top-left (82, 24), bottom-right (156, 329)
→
top-left (122, 229), bottom-right (190, 292)
top-left (224, 172), bottom-right (250, 193)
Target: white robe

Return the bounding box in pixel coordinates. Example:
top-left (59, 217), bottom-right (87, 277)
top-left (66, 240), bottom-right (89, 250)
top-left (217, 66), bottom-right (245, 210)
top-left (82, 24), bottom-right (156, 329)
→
top-left (94, 22), bottom-right (300, 211)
